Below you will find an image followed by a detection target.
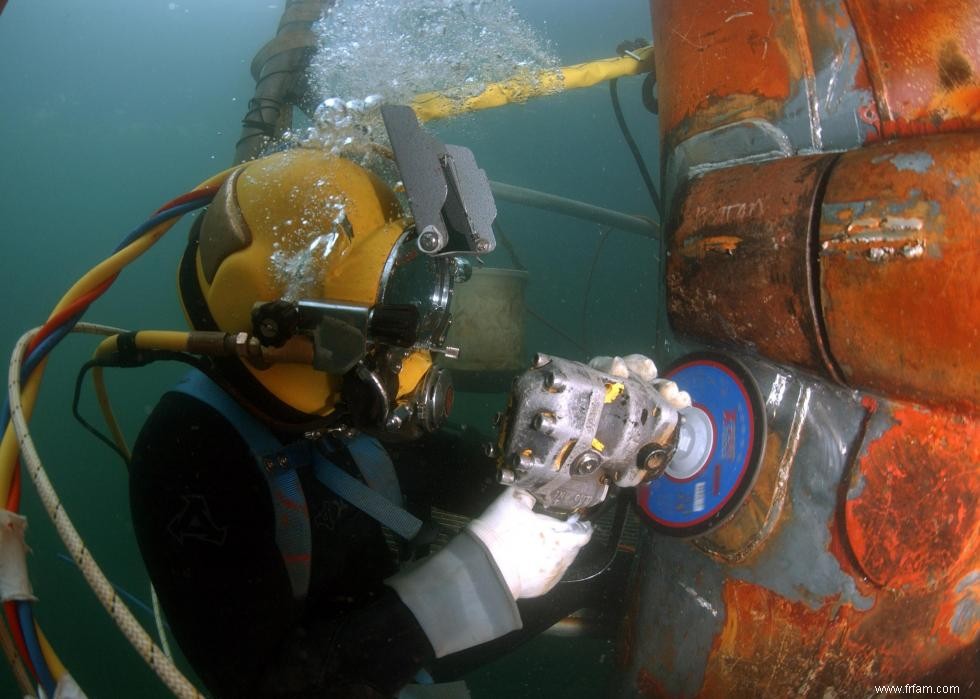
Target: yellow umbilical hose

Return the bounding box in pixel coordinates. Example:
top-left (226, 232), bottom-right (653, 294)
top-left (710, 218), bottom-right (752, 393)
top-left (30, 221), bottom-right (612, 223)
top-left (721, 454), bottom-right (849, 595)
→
top-left (411, 45), bottom-right (654, 122)
top-left (0, 167), bottom-right (232, 501)
top-left (91, 331), bottom-right (193, 460)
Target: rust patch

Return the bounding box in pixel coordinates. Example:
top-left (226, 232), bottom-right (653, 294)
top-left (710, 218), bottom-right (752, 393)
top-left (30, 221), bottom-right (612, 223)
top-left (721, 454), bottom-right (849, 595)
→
top-left (636, 668), bottom-right (672, 699)
top-left (696, 575), bottom-right (979, 697)
top-left (843, 403), bottom-right (980, 591)
top-left (667, 153), bottom-right (840, 379)
top-left (679, 235), bottom-right (743, 259)
top-left (939, 41), bottom-right (975, 90)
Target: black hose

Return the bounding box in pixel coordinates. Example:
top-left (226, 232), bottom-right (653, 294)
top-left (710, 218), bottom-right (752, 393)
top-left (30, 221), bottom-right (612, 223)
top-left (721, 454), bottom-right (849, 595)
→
top-left (609, 77), bottom-right (664, 221)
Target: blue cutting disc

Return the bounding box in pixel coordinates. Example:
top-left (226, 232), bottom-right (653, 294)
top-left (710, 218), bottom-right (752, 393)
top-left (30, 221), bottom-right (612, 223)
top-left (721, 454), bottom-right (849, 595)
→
top-left (636, 352), bottom-right (765, 537)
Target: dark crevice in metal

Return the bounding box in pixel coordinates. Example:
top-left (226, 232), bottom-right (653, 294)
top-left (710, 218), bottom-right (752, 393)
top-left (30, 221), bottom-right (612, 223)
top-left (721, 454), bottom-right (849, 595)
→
top-left (806, 152), bottom-right (847, 385)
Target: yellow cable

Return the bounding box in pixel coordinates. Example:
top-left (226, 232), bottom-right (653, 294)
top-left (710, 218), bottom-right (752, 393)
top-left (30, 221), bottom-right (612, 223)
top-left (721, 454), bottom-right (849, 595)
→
top-left (93, 366), bottom-right (131, 462)
top-left (35, 622), bottom-right (66, 682)
top-left (90, 332), bottom-right (191, 462)
top-left (135, 331), bottom-right (191, 353)
top-left (411, 45), bottom-right (654, 122)
top-left (0, 168), bottom-right (233, 501)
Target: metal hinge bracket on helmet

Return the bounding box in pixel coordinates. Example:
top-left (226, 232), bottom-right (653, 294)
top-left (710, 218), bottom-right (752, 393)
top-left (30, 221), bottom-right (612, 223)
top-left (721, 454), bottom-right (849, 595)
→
top-left (381, 104), bottom-right (497, 256)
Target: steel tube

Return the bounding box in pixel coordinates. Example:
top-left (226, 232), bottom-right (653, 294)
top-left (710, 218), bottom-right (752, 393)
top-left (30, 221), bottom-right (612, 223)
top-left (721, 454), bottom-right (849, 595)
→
top-left (489, 181), bottom-right (659, 237)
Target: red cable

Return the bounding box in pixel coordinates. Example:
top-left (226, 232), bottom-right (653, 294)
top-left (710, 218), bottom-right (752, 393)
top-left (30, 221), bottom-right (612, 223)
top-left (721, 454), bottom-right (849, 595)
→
top-left (3, 602), bottom-right (36, 683)
top-left (153, 184), bottom-right (220, 215)
top-left (6, 462), bottom-right (20, 512)
top-left (26, 275), bottom-right (118, 355)
top-left (1, 275), bottom-right (118, 517)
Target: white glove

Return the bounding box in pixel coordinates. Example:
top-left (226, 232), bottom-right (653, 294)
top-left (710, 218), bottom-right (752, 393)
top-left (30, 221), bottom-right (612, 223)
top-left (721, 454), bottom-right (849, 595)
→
top-left (387, 487), bottom-right (590, 657)
top-left (588, 353), bottom-right (692, 409)
top-left (467, 488), bottom-right (593, 599)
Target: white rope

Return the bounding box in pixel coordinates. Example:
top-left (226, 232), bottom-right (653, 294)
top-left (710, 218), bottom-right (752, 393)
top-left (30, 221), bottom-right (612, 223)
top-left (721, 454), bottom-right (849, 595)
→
top-left (8, 324), bottom-right (203, 699)
top-left (0, 610), bottom-right (36, 698)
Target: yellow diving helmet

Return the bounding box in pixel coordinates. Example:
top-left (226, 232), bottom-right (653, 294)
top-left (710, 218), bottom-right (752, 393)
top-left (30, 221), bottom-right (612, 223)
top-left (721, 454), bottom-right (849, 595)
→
top-left (178, 146), bottom-right (458, 438)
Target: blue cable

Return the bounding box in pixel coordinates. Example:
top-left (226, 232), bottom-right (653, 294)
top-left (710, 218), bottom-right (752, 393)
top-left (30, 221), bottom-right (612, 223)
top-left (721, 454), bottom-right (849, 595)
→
top-left (113, 197), bottom-right (212, 252)
top-left (0, 319), bottom-right (79, 447)
top-left (16, 601), bottom-right (56, 698)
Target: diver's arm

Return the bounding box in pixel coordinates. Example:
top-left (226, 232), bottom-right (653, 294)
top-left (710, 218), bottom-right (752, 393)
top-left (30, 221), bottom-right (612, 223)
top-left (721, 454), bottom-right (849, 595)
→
top-left (387, 487), bottom-right (593, 658)
top-left (257, 587), bottom-right (435, 697)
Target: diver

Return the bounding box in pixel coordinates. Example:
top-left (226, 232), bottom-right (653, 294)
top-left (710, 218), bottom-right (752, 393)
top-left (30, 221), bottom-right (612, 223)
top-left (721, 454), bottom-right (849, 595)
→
top-left (127, 147), bottom-right (596, 698)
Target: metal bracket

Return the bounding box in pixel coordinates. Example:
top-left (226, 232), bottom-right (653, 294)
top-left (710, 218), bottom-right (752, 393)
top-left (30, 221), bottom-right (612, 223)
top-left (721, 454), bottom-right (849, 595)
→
top-left (381, 104), bottom-right (497, 255)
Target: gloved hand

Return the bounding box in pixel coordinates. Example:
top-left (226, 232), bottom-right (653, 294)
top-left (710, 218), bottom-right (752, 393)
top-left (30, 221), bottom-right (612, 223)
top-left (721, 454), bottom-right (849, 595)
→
top-left (588, 353), bottom-right (692, 409)
top-left (386, 487), bottom-right (592, 658)
top-left (467, 487), bottom-right (593, 599)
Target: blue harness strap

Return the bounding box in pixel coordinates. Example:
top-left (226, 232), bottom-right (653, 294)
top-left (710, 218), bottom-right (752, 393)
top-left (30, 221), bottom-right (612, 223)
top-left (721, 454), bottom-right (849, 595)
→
top-left (173, 370), bottom-right (313, 600)
top-left (311, 446), bottom-right (423, 541)
top-left (171, 369), bottom-right (423, 599)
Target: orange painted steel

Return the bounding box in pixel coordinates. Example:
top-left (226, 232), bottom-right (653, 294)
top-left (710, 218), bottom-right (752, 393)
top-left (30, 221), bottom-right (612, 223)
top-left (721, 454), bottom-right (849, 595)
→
top-left (847, 0), bottom-right (980, 138)
top-left (665, 132), bottom-right (980, 409)
top-left (627, 0), bottom-right (980, 697)
top-left (650, 0), bottom-right (881, 154)
top-left (652, 0), bottom-right (979, 155)
top-left (819, 132), bottom-right (980, 411)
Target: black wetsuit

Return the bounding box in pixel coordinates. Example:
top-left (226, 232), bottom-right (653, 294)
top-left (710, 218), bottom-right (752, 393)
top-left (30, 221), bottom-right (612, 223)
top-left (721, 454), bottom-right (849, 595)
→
top-left (129, 382), bottom-right (620, 697)
top-left (129, 390), bottom-right (434, 697)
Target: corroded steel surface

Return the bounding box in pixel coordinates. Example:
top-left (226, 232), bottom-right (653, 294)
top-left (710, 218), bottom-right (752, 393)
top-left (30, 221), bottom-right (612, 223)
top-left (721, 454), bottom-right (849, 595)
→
top-left (847, 0), bottom-right (980, 138)
top-left (666, 154), bottom-right (838, 379)
top-left (614, 358), bottom-right (980, 698)
top-left (819, 132), bottom-right (980, 410)
top-left (651, 0), bottom-right (878, 169)
top-left (635, 1), bottom-right (980, 697)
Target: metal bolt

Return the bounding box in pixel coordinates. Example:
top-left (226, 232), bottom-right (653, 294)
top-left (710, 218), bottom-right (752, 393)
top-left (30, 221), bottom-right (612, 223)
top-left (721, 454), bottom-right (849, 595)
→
top-left (510, 451), bottom-right (535, 470)
top-left (475, 240), bottom-right (490, 253)
top-left (259, 318), bottom-right (278, 339)
top-left (533, 353), bottom-right (552, 369)
top-left (483, 442), bottom-right (499, 458)
top-left (531, 411), bottom-right (557, 435)
top-left (572, 452), bottom-right (601, 476)
top-left (542, 371), bottom-right (565, 392)
top-left (418, 226), bottom-right (443, 253)
top-left (637, 443), bottom-right (671, 480)
top-left (498, 468), bottom-right (516, 485)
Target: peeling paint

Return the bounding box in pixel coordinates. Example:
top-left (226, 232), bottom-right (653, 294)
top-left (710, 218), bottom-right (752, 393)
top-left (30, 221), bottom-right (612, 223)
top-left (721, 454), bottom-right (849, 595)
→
top-left (888, 152), bottom-right (935, 173)
top-left (902, 242), bottom-right (924, 258)
top-left (725, 11), bottom-right (753, 23)
top-left (732, 386), bottom-right (873, 612)
top-left (951, 571), bottom-right (980, 639)
top-left (680, 582), bottom-right (720, 617)
top-left (766, 373), bottom-right (789, 416)
top-left (846, 216), bottom-right (924, 235)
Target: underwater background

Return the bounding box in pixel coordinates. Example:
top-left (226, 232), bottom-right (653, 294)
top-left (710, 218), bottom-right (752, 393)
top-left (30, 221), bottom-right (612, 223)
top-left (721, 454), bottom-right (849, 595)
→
top-left (0, 0), bottom-right (662, 696)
